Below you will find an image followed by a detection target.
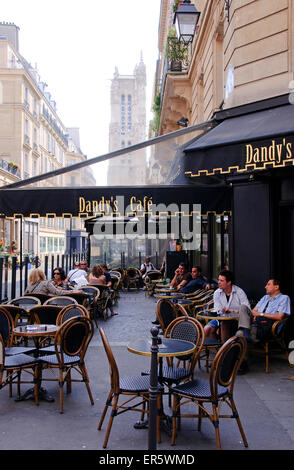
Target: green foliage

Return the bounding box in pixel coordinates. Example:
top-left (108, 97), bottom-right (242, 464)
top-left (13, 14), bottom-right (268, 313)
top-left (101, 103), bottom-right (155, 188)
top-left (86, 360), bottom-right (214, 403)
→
top-left (152, 92), bottom-right (161, 133)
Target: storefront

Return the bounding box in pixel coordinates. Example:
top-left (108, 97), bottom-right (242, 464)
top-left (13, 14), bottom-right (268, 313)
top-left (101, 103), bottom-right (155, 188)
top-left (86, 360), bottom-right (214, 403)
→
top-left (182, 93), bottom-right (294, 305)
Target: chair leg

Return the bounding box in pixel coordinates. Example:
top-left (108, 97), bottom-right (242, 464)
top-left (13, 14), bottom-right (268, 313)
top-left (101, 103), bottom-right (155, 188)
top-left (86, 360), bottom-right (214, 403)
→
top-left (80, 362), bottom-right (94, 405)
top-left (157, 392), bottom-right (162, 444)
top-left (229, 397), bottom-right (248, 447)
top-left (102, 393), bottom-right (119, 448)
top-left (98, 390), bottom-right (113, 430)
top-left (171, 394), bottom-right (179, 445)
top-left (212, 403), bottom-right (222, 450)
top-left (59, 368), bottom-right (64, 414)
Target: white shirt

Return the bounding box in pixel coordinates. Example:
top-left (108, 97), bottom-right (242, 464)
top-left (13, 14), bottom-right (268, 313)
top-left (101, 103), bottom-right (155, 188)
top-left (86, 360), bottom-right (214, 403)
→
top-left (140, 262), bottom-right (155, 278)
top-left (67, 268), bottom-right (87, 281)
top-left (213, 284), bottom-right (250, 312)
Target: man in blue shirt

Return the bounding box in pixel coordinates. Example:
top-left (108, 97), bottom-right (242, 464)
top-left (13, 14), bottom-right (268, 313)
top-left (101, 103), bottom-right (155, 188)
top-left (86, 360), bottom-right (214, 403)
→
top-left (237, 278), bottom-right (291, 341)
top-left (180, 266), bottom-right (210, 294)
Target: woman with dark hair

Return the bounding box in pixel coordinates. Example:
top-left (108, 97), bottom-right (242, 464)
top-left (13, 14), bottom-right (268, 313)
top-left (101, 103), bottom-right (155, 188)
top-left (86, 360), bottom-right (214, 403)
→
top-left (51, 267), bottom-right (68, 289)
top-left (25, 268), bottom-right (71, 295)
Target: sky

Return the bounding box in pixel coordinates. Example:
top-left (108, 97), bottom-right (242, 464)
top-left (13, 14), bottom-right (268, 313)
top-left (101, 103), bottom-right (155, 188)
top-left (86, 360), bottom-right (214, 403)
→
top-left (1, 0), bottom-right (161, 184)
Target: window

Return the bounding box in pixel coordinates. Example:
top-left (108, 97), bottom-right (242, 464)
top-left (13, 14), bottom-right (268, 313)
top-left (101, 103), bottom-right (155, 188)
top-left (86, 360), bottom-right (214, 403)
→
top-left (128, 95), bottom-right (132, 131)
top-left (40, 236), bottom-right (46, 253)
top-left (23, 153), bottom-right (29, 178)
top-left (47, 237), bottom-right (53, 252)
top-left (121, 95), bottom-right (125, 135)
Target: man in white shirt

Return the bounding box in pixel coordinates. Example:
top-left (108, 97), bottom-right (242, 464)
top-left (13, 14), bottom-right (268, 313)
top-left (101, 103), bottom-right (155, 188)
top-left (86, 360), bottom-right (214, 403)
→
top-left (204, 270), bottom-right (250, 342)
top-left (66, 261), bottom-right (88, 283)
top-left (140, 257), bottom-right (156, 279)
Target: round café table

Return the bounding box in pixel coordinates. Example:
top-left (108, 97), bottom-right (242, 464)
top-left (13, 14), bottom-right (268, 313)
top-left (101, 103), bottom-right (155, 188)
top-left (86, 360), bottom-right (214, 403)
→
top-left (197, 311), bottom-right (239, 343)
top-left (127, 332), bottom-right (196, 450)
top-left (13, 324), bottom-right (59, 403)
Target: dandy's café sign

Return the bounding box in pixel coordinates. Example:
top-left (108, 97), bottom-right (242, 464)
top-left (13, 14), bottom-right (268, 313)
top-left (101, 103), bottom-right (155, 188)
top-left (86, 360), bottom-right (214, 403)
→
top-left (243, 135), bottom-right (294, 169)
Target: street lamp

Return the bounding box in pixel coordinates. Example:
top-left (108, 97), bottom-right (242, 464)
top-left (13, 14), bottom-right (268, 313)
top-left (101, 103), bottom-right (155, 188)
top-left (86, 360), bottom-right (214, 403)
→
top-left (173, 0), bottom-right (201, 44)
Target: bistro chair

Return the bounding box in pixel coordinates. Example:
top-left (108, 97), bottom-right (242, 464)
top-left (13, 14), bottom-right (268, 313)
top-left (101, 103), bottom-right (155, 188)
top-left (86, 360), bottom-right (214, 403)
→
top-left (8, 296), bottom-right (41, 307)
top-left (249, 317), bottom-right (290, 373)
top-left (24, 293), bottom-right (51, 304)
top-left (56, 304), bottom-right (90, 326)
top-left (89, 285), bottom-right (111, 321)
top-left (64, 291), bottom-right (89, 307)
top-left (80, 286), bottom-right (100, 326)
top-left (0, 332), bottom-right (39, 403)
top-left (155, 299), bottom-right (188, 335)
top-left (0, 306), bottom-right (36, 356)
top-left (144, 270), bottom-right (163, 297)
top-left (97, 327), bottom-right (163, 448)
top-left (29, 305), bottom-right (63, 325)
top-left (170, 335), bottom-right (248, 450)
top-left (43, 296), bottom-right (78, 307)
top-left (39, 316), bottom-right (94, 413)
top-left (142, 317), bottom-right (205, 407)
top-left (125, 267), bottom-right (142, 290)
top-left (109, 274), bottom-right (120, 305)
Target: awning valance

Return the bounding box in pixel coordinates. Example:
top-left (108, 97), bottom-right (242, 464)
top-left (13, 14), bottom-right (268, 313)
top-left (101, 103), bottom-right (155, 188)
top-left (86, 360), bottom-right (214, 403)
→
top-left (183, 102), bottom-right (294, 179)
top-left (0, 184), bottom-right (231, 218)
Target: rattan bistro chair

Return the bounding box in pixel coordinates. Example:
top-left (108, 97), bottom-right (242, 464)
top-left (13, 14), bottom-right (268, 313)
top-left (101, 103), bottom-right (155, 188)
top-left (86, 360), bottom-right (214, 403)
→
top-left (0, 332), bottom-right (39, 403)
top-left (0, 306), bottom-right (36, 356)
top-left (39, 316), bottom-right (94, 413)
top-left (155, 299), bottom-right (188, 335)
top-left (98, 327), bottom-right (163, 449)
top-left (125, 267), bottom-right (142, 290)
top-left (43, 296), bottom-right (78, 307)
top-left (171, 335), bottom-right (248, 450)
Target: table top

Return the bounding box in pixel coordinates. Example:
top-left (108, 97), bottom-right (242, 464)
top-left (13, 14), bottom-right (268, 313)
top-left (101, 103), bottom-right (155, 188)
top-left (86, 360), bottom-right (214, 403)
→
top-left (197, 311), bottom-right (239, 321)
top-left (13, 324), bottom-right (59, 337)
top-left (127, 337), bottom-right (196, 358)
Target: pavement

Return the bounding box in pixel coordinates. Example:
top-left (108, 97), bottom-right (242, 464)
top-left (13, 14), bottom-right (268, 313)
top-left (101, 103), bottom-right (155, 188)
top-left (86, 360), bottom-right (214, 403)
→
top-left (1, 289), bottom-right (294, 458)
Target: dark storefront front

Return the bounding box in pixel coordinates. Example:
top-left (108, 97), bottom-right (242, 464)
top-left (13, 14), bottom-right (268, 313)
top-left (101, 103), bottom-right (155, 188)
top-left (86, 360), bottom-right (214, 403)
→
top-left (183, 94), bottom-right (294, 306)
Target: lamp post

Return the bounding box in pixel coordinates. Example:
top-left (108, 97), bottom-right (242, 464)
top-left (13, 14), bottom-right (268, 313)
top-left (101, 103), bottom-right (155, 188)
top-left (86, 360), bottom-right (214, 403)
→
top-left (173, 0), bottom-right (201, 44)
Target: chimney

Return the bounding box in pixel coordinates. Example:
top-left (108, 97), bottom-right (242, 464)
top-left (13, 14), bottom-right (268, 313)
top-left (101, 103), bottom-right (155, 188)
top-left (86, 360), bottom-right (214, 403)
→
top-left (0, 22), bottom-right (20, 51)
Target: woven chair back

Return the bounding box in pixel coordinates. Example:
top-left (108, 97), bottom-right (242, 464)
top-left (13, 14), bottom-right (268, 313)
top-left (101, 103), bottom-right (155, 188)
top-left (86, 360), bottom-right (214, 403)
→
top-left (99, 327), bottom-right (120, 393)
top-left (29, 305), bottom-right (62, 325)
top-left (8, 296), bottom-right (41, 306)
top-left (44, 296), bottom-right (78, 306)
top-left (156, 299), bottom-right (179, 331)
top-left (55, 316), bottom-right (93, 362)
top-left (56, 304), bottom-right (89, 326)
top-left (210, 335), bottom-right (246, 401)
top-left (0, 306), bottom-right (13, 346)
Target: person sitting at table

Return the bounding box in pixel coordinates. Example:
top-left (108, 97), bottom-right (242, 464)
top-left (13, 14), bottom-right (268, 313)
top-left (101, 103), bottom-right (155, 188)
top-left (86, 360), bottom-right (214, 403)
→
top-left (170, 263), bottom-right (192, 291)
top-left (204, 269), bottom-right (250, 342)
top-left (88, 265), bottom-right (118, 316)
top-left (25, 268), bottom-right (73, 296)
top-left (51, 267), bottom-right (68, 289)
top-left (180, 266), bottom-right (210, 294)
top-left (140, 256), bottom-right (156, 279)
top-left (66, 261), bottom-right (88, 284)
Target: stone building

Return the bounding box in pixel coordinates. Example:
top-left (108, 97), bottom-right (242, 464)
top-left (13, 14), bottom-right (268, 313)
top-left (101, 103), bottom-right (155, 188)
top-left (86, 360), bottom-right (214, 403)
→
top-left (0, 22), bottom-right (95, 261)
top-left (107, 58), bottom-right (147, 186)
top-left (151, 0), bottom-right (294, 301)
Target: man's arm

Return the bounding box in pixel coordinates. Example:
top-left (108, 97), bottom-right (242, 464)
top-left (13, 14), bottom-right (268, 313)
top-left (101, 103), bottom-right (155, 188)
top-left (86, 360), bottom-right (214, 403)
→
top-left (170, 268), bottom-right (180, 287)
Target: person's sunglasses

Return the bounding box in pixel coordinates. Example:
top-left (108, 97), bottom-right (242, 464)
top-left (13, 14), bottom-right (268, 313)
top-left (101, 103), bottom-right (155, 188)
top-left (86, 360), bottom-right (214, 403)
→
top-left (53, 272), bottom-right (60, 275)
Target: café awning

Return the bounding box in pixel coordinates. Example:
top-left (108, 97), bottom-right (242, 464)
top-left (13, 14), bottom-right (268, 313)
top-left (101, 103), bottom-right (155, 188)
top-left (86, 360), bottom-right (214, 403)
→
top-left (183, 99), bottom-right (294, 179)
top-left (0, 184), bottom-right (231, 219)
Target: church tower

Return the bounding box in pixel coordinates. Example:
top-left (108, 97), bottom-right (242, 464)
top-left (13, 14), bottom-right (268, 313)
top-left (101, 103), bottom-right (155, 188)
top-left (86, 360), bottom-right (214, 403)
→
top-left (107, 56), bottom-right (147, 185)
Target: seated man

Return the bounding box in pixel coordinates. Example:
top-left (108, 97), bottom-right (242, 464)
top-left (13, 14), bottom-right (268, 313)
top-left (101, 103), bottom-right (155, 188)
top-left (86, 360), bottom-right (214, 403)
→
top-left (180, 266), bottom-right (210, 294)
top-left (237, 278), bottom-right (291, 342)
top-left (140, 257), bottom-right (156, 279)
top-left (170, 263), bottom-right (192, 291)
top-left (204, 269), bottom-right (250, 342)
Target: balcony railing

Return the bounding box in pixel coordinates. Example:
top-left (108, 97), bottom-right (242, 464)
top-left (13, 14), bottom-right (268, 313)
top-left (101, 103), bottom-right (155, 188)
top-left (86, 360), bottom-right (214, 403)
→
top-left (0, 158), bottom-right (21, 178)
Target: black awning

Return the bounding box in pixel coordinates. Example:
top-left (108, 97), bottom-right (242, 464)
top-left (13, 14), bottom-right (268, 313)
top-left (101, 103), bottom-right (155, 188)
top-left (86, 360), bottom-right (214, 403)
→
top-left (0, 185), bottom-right (231, 219)
top-left (183, 102), bottom-right (294, 178)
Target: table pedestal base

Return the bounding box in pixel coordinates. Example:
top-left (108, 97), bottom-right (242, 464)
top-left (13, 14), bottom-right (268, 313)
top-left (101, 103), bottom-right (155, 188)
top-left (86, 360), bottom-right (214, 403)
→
top-left (15, 387), bottom-right (55, 403)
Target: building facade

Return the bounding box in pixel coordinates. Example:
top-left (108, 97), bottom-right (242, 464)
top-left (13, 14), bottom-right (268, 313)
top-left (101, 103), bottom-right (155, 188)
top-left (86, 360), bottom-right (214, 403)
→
top-left (0, 22), bottom-right (95, 262)
top-left (153, 0), bottom-right (294, 309)
top-left (107, 58), bottom-right (147, 186)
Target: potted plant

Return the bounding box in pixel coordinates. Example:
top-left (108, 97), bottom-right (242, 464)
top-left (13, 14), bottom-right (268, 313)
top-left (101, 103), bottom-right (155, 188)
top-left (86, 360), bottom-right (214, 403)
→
top-left (165, 27), bottom-right (189, 72)
top-left (8, 161), bottom-right (19, 174)
top-left (173, 0), bottom-right (183, 12)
